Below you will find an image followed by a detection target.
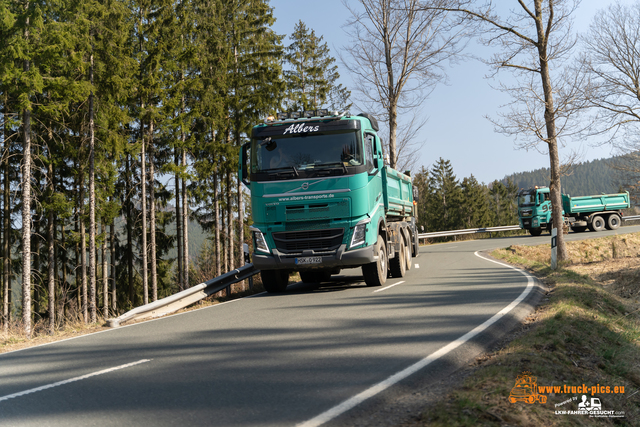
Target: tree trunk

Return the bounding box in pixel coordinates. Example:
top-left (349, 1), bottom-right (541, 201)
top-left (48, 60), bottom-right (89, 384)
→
top-left (226, 171), bottom-right (233, 273)
top-left (102, 223), bottom-right (107, 319)
top-left (89, 52), bottom-right (97, 322)
top-left (110, 218), bottom-right (116, 312)
top-left (48, 162), bottom-right (55, 333)
top-left (535, 2), bottom-right (567, 262)
top-left (22, 93), bottom-right (32, 337)
top-left (149, 123), bottom-right (157, 301)
top-left (214, 171), bottom-right (220, 278)
top-left (80, 175), bottom-right (87, 323)
top-left (175, 148), bottom-right (183, 291)
top-left (141, 121), bottom-right (148, 305)
top-left (182, 150), bottom-right (188, 287)
top-left (126, 154), bottom-right (134, 305)
top-left (3, 98), bottom-right (10, 333)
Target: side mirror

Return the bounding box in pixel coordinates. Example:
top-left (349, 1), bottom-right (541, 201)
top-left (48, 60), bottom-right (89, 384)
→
top-left (239, 142), bottom-right (250, 186)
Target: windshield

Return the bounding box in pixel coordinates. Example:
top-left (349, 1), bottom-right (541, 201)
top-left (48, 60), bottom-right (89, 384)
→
top-left (251, 130), bottom-right (362, 174)
top-left (518, 193), bottom-right (536, 207)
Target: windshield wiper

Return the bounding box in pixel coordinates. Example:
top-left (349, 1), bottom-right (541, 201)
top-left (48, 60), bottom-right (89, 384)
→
top-left (268, 166), bottom-right (299, 179)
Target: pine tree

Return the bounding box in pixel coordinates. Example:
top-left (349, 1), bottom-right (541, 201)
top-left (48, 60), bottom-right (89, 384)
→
top-left (461, 175), bottom-right (491, 229)
top-left (425, 158), bottom-right (463, 232)
top-left (283, 20), bottom-right (350, 112)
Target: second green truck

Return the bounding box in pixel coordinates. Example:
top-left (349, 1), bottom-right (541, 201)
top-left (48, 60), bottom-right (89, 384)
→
top-left (517, 186), bottom-right (630, 235)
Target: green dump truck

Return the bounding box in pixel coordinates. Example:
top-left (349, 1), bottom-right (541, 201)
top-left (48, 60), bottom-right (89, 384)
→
top-left (517, 186), bottom-right (630, 235)
top-left (239, 110), bottom-right (419, 293)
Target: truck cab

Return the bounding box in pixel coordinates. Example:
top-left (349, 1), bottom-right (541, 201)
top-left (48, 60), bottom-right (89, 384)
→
top-left (517, 186), bottom-right (552, 236)
top-left (239, 110), bottom-right (418, 293)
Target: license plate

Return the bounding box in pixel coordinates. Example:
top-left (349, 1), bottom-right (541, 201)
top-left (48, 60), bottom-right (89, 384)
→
top-left (295, 256), bottom-right (322, 265)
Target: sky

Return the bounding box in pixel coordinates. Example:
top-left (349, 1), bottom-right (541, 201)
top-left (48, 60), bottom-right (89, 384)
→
top-left (268, 0), bottom-right (633, 184)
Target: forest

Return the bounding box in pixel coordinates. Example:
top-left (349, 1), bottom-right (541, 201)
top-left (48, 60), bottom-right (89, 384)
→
top-left (4, 0), bottom-right (640, 337)
top-left (413, 158), bottom-right (520, 235)
top-left (0, 0), bottom-right (348, 335)
top-left (504, 157), bottom-right (625, 198)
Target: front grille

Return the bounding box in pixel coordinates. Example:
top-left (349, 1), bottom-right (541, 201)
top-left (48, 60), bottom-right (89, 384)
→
top-left (272, 228), bottom-right (344, 253)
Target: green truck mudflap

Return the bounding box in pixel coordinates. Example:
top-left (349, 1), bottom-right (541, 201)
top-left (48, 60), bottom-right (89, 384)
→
top-left (252, 243), bottom-right (376, 271)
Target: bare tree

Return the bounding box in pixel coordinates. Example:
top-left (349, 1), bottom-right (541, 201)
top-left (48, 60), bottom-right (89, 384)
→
top-left (580, 1), bottom-right (640, 201)
top-left (341, 0), bottom-right (465, 169)
top-left (429, 0), bottom-right (587, 262)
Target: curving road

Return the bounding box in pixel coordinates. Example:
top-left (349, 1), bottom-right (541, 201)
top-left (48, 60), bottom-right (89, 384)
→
top-left (1, 225), bottom-right (639, 427)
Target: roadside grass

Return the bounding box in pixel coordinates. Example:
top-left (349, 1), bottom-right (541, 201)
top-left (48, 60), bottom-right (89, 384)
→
top-left (420, 232), bottom-right (640, 426)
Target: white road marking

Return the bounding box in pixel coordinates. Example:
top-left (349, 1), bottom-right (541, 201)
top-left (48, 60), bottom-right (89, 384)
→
top-left (414, 264), bottom-right (419, 268)
top-left (297, 251), bottom-right (534, 427)
top-left (0, 359), bottom-right (151, 403)
top-left (373, 281), bottom-right (405, 293)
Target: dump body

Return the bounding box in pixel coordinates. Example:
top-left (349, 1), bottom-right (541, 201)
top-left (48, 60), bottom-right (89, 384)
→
top-left (239, 112), bottom-right (419, 292)
top-left (517, 186), bottom-right (630, 235)
top-left (562, 193), bottom-right (630, 214)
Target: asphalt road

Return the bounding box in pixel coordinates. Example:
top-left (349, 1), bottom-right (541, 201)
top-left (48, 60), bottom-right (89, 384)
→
top-left (2, 225), bottom-right (639, 427)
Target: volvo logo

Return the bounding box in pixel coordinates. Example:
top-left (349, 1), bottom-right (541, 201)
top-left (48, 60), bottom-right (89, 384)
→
top-left (301, 182), bottom-right (309, 190)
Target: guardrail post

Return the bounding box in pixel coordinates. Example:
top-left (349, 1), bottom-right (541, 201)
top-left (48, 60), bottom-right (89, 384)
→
top-left (551, 227), bottom-right (558, 270)
top-left (243, 243), bottom-right (253, 289)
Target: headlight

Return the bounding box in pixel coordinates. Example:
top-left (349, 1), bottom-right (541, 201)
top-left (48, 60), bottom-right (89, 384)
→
top-left (253, 230), bottom-right (270, 253)
top-left (350, 219), bottom-right (370, 248)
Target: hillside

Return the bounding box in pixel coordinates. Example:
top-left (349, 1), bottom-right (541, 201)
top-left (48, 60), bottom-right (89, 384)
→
top-left (503, 156), bottom-right (625, 196)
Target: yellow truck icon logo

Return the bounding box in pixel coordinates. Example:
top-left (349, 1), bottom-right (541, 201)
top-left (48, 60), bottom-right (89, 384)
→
top-left (509, 373), bottom-right (548, 404)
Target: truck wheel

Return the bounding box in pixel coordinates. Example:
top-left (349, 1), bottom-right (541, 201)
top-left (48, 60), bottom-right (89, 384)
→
top-left (529, 228), bottom-right (542, 236)
top-left (606, 214), bottom-right (621, 230)
top-left (412, 229), bottom-right (420, 258)
top-left (589, 215), bottom-right (605, 232)
top-left (260, 270), bottom-right (289, 293)
top-left (363, 235), bottom-right (387, 287)
top-left (390, 238), bottom-right (406, 278)
top-left (538, 395), bottom-right (547, 404)
top-left (300, 270), bottom-right (331, 284)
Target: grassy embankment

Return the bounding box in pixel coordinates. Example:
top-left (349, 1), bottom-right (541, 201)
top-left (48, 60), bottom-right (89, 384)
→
top-left (421, 232), bottom-right (640, 426)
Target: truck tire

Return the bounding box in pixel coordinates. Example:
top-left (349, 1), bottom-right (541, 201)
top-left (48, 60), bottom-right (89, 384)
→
top-left (363, 235), bottom-right (387, 287)
top-left (260, 269), bottom-right (289, 293)
top-left (589, 215), bottom-right (605, 232)
top-left (606, 214), bottom-right (621, 230)
top-left (412, 229), bottom-right (420, 258)
top-left (389, 238), bottom-right (406, 278)
top-left (300, 270), bottom-right (331, 284)
top-left (529, 227), bottom-right (543, 236)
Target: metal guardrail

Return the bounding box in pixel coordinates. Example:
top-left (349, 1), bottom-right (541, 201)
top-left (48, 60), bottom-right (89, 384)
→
top-left (106, 264), bottom-right (259, 327)
top-left (418, 225), bottom-right (521, 241)
top-left (418, 215), bottom-right (640, 242)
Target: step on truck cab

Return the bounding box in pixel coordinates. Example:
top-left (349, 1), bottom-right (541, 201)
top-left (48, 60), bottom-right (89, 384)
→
top-left (239, 110), bottom-right (419, 293)
top-left (517, 186), bottom-right (630, 235)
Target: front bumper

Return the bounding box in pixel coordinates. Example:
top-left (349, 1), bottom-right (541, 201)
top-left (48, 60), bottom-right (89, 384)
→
top-left (252, 244), bottom-right (376, 271)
